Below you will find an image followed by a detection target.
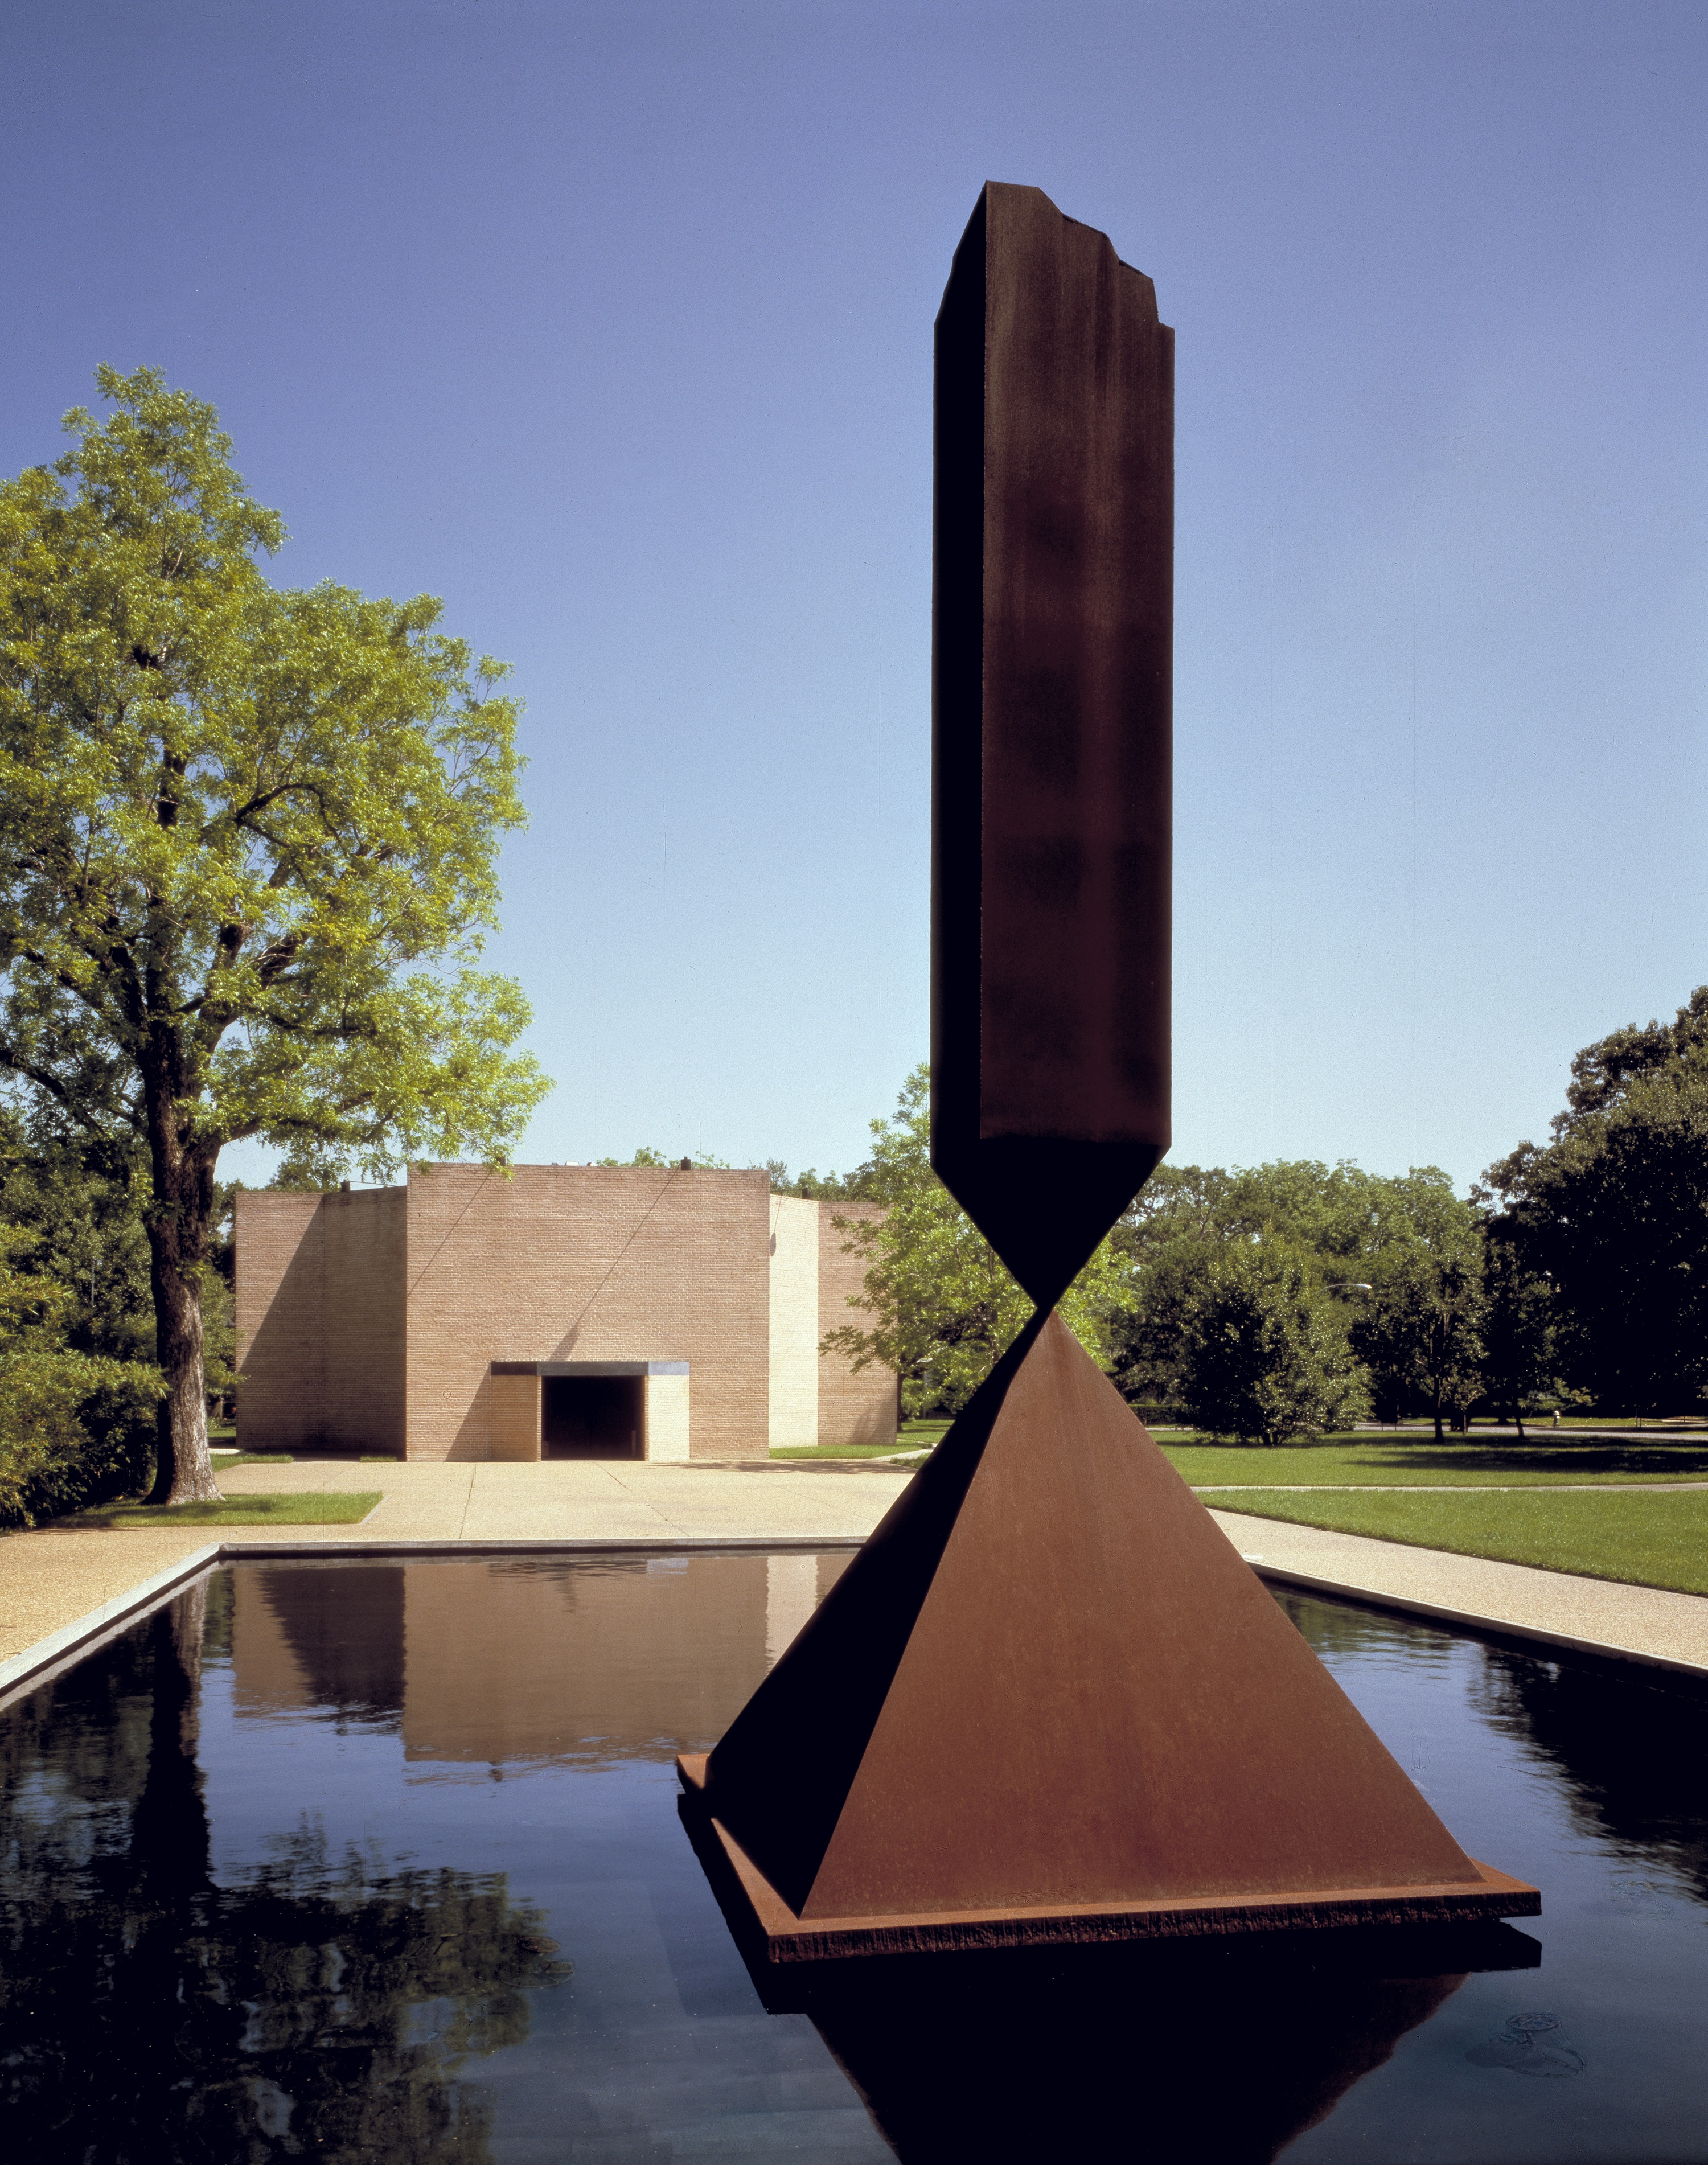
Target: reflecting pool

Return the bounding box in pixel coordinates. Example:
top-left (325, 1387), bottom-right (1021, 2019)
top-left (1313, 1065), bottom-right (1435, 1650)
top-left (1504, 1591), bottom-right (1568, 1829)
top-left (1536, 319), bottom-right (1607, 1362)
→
top-left (2, 1554), bottom-right (1705, 2161)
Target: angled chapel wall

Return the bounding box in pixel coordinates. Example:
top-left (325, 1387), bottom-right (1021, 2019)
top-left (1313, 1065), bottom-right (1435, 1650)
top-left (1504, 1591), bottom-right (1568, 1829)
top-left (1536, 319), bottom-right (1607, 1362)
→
top-left (234, 1187), bottom-right (407, 1454)
top-left (235, 1189), bottom-right (321, 1453)
top-left (403, 1162), bottom-right (770, 1461)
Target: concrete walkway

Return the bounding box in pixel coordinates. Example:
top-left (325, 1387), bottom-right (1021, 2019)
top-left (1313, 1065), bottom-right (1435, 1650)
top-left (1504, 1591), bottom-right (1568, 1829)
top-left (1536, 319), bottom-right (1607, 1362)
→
top-left (1192, 1478), bottom-right (1708, 1492)
top-left (3, 1457), bottom-right (1705, 1687)
top-left (1212, 1505), bottom-right (1708, 1675)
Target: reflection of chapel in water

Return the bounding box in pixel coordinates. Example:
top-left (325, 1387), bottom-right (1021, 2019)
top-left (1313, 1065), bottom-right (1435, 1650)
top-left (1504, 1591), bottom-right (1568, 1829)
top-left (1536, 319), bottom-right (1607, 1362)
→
top-left (232, 1555), bottom-right (853, 1766)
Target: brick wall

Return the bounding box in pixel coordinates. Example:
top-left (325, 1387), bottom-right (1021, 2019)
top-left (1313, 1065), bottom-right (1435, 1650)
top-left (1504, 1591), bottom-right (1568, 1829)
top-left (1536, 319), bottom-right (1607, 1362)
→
top-left (235, 1188), bottom-right (407, 1454)
top-left (816, 1199), bottom-right (897, 1451)
top-left (237, 1168), bottom-right (895, 1461)
top-left (403, 1164), bottom-right (771, 1461)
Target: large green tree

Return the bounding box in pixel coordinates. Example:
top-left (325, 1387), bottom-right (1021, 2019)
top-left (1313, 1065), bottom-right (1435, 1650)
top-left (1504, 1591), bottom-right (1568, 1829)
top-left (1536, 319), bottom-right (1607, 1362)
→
top-left (819, 1064), bottom-right (1134, 1415)
top-left (0, 369), bottom-right (550, 1504)
top-left (1176, 1242), bottom-right (1369, 1444)
top-left (1477, 1227), bottom-right (1557, 1435)
top-left (1111, 1158), bottom-right (1476, 1419)
top-left (1484, 992), bottom-right (1708, 1414)
top-left (0, 1098), bottom-right (162, 1523)
top-left (1349, 1242), bottom-right (1484, 1439)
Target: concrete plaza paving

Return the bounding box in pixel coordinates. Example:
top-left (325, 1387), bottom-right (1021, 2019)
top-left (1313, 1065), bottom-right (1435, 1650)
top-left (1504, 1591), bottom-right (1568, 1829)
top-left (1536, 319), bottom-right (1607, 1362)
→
top-left (3, 1455), bottom-right (1706, 1684)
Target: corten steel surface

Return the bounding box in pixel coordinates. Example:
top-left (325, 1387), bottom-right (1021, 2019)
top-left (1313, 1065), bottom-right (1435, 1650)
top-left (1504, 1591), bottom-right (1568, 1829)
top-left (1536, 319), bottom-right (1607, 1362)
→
top-left (678, 1313), bottom-right (1539, 1958)
top-left (683, 181), bottom-right (1537, 1965)
top-left (933, 182), bottom-right (1172, 1308)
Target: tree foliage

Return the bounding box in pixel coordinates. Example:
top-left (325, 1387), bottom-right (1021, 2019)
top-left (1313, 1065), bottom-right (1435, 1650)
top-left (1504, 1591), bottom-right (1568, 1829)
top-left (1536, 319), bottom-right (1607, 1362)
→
top-left (765, 1157), bottom-right (880, 1201)
top-left (1484, 996), bottom-right (1708, 1415)
top-left (819, 1065), bottom-right (1133, 1415)
top-left (0, 1228), bottom-right (159, 1525)
top-left (1176, 1242), bottom-right (1368, 1444)
top-left (0, 368), bottom-right (550, 1503)
top-left (0, 1098), bottom-right (153, 1365)
top-left (1111, 1158), bottom-right (1479, 1423)
top-left (1550, 984), bottom-right (1708, 1135)
top-left (1350, 1244), bottom-right (1485, 1439)
top-left (1478, 1228), bottom-right (1557, 1435)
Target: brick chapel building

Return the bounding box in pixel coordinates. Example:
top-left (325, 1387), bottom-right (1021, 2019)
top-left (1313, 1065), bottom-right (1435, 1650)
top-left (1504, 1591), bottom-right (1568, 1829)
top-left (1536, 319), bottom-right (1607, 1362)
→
top-left (235, 1164), bottom-right (895, 1463)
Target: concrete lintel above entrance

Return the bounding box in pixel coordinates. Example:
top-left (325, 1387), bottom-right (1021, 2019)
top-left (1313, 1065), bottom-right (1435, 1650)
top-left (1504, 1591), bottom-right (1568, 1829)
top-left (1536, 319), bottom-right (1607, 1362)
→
top-left (491, 1359), bottom-right (689, 1378)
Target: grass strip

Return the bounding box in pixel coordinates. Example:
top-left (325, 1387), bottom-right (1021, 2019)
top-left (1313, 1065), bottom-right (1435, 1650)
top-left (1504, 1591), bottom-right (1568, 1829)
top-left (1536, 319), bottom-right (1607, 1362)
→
top-left (1198, 1486), bottom-right (1708, 1599)
top-left (77, 1492), bottom-right (383, 1529)
top-left (1161, 1436), bottom-right (1708, 1488)
top-left (770, 1444), bottom-right (917, 1460)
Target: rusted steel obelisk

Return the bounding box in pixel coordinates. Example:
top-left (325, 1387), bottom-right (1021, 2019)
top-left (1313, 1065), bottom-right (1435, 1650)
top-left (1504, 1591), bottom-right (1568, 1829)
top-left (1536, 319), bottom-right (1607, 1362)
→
top-left (678, 183), bottom-right (1538, 1959)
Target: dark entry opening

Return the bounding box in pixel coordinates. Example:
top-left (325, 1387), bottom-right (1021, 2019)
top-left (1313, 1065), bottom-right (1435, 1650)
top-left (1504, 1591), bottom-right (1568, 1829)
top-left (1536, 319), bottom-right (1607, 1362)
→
top-left (543, 1374), bottom-right (644, 1460)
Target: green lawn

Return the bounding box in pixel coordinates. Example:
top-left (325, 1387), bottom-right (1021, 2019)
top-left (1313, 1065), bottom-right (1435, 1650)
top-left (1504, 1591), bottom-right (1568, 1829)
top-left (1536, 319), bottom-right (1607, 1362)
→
top-left (764, 1419), bottom-right (1708, 1484)
top-left (208, 1452), bottom-right (295, 1469)
top-left (1157, 1433), bottom-right (1708, 1488)
top-left (1545, 1417), bottom-right (1708, 1435)
top-left (76, 1492), bottom-right (382, 1529)
top-left (1198, 1486), bottom-right (1708, 1598)
top-left (769, 1418), bottom-right (946, 1461)
top-left (770, 1443), bottom-right (920, 1460)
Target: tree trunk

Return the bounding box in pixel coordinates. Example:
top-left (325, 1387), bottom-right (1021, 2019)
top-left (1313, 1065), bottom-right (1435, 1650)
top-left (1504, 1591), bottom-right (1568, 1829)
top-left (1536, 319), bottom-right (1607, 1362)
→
top-left (1431, 1378), bottom-right (1444, 1444)
top-left (147, 1238), bottom-right (219, 1504)
top-left (143, 1108), bottom-right (221, 1506)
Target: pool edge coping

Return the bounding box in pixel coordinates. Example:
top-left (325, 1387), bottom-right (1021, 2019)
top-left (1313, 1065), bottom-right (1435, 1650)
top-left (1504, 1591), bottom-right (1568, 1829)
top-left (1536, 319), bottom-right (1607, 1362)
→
top-left (1, 1535), bottom-right (1703, 1706)
top-left (1241, 1560), bottom-right (1708, 1682)
top-left (0, 1543), bottom-right (223, 1709)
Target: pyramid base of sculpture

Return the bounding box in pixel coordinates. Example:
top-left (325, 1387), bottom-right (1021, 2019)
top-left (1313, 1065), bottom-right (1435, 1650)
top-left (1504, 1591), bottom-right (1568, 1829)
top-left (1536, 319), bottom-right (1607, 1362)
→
top-left (676, 1759), bottom-right (1536, 1963)
top-left (682, 1312), bottom-right (1538, 1957)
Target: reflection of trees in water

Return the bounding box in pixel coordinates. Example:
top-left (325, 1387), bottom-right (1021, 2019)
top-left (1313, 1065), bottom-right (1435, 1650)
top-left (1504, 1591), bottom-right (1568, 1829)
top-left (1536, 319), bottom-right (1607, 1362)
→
top-left (1271, 1587), bottom-right (1460, 1669)
top-left (1471, 1644), bottom-right (1708, 1903)
top-left (1275, 1585), bottom-right (1708, 1905)
top-left (258, 1563), bottom-right (406, 1727)
top-left (0, 1584), bottom-right (566, 2162)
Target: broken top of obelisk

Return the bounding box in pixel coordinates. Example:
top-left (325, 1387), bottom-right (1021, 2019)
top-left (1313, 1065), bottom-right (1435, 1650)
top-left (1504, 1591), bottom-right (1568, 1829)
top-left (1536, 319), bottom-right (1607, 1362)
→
top-left (932, 181), bottom-right (1172, 1309)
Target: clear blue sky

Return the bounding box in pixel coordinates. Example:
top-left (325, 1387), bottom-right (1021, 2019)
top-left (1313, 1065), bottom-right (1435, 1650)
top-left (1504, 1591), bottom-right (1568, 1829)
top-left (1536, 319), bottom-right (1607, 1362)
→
top-left (3, 1), bottom-right (1703, 1191)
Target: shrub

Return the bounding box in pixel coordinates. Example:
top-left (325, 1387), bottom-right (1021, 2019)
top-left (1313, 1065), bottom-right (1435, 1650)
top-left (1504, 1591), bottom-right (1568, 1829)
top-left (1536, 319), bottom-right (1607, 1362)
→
top-left (1179, 1243), bottom-right (1368, 1445)
top-left (0, 1241), bottom-right (159, 1527)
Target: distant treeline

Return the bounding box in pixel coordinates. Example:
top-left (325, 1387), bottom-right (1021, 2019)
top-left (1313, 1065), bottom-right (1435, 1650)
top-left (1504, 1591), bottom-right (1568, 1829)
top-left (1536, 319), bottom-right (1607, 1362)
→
top-left (799, 988), bottom-right (1708, 1443)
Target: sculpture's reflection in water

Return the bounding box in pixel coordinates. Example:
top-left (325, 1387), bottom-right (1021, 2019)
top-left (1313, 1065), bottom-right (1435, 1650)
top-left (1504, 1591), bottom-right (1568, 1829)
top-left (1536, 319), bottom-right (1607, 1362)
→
top-left (785, 1933), bottom-right (1533, 2162)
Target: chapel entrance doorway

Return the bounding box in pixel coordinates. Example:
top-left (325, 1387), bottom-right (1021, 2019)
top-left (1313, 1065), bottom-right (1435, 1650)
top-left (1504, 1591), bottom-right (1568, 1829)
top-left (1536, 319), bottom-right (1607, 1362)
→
top-left (542, 1374), bottom-right (644, 1459)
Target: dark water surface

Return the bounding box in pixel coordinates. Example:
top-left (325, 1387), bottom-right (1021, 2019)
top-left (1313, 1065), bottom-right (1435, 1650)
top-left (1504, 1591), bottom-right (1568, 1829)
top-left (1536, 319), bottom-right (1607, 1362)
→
top-left (2, 1554), bottom-right (1705, 2162)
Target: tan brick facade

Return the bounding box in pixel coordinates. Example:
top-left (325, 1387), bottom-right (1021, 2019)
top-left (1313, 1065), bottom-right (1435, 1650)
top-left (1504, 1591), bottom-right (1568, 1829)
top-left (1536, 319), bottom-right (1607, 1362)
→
top-left (403, 1164), bottom-right (770, 1461)
top-left (235, 1186), bottom-right (407, 1455)
top-left (235, 1166), bottom-right (896, 1461)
